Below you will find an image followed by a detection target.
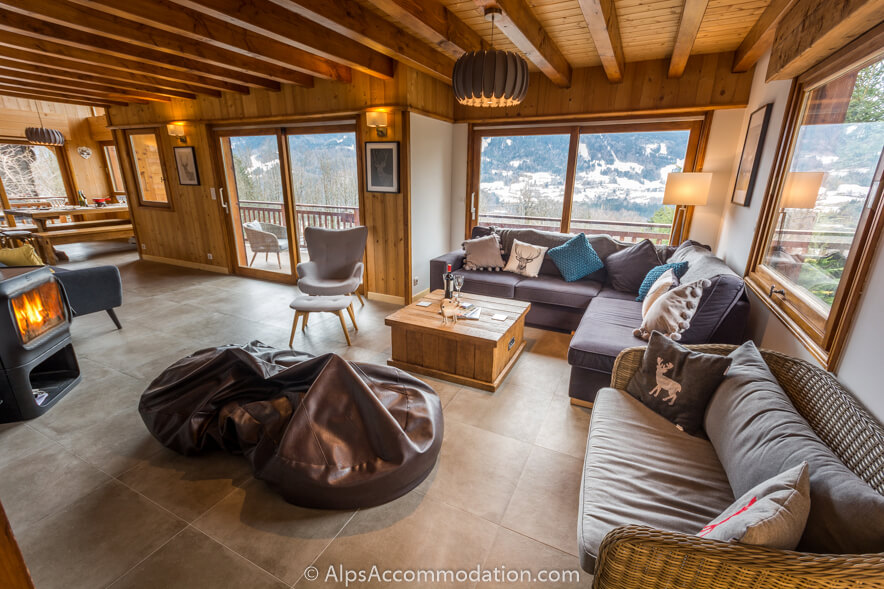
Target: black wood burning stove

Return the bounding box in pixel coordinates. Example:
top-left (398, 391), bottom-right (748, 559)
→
top-left (0, 266), bottom-right (80, 423)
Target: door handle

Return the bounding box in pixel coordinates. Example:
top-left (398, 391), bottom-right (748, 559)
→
top-left (219, 187), bottom-right (229, 213)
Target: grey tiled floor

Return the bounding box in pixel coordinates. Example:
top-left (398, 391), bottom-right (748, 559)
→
top-left (1, 248), bottom-right (592, 588)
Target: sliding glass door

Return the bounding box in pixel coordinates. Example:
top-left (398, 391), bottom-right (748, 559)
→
top-left (218, 132), bottom-right (294, 277)
top-left (286, 127), bottom-right (359, 262)
top-left (215, 123), bottom-right (360, 281)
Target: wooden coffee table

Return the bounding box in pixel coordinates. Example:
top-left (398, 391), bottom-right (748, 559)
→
top-left (385, 290), bottom-right (531, 392)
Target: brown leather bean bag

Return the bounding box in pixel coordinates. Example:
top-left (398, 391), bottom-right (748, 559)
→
top-left (138, 342), bottom-right (443, 509)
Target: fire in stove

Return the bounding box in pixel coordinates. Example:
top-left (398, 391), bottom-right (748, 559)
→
top-left (12, 281), bottom-right (66, 344)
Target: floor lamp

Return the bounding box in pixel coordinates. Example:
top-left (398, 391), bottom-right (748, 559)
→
top-left (663, 172), bottom-right (712, 245)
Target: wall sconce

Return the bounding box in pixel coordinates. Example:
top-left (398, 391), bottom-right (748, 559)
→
top-left (166, 122), bottom-right (187, 143)
top-left (366, 111), bottom-right (388, 138)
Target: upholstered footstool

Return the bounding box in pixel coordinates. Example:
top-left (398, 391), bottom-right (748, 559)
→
top-left (289, 294), bottom-right (357, 346)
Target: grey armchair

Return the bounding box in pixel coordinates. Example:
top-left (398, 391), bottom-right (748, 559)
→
top-left (296, 226), bottom-right (367, 303)
top-left (243, 220), bottom-right (289, 268)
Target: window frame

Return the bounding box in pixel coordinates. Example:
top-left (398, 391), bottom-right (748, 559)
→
top-left (465, 116), bottom-right (709, 242)
top-left (124, 128), bottom-right (173, 208)
top-left (0, 137), bottom-right (76, 207)
top-left (99, 140), bottom-right (126, 198)
top-left (744, 27), bottom-right (884, 371)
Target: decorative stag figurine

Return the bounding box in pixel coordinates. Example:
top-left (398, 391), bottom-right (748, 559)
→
top-left (440, 298), bottom-right (459, 325)
top-left (513, 243), bottom-right (541, 273)
top-left (647, 357), bottom-right (682, 406)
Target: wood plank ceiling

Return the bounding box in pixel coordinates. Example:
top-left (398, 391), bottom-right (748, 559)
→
top-left (0, 0), bottom-right (781, 108)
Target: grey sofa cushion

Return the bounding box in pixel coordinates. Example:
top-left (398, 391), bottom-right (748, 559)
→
top-left (705, 342), bottom-right (884, 554)
top-left (514, 276), bottom-right (601, 308)
top-left (579, 387), bottom-right (734, 571)
top-left (594, 287), bottom-right (637, 301)
top-left (568, 297), bottom-right (644, 373)
top-left (667, 243), bottom-right (745, 343)
top-left (454, 269), bottom-right (522, 298)
top-left (604, 239), bottom-right (662, 293)
top-left (699, 461), bottom-right (811, 550)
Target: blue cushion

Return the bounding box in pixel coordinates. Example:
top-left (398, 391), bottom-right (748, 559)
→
top-left (548, 233), bottom-right (604, 282)
top-left (636, 262), bottom-right (689, 301)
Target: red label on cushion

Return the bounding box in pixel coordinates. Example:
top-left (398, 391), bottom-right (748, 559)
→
top-left (698, 496), bottom-right (758, 537)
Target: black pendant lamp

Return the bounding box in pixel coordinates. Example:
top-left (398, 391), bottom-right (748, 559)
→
top-left (453, 6), bottom-right (529, 108)
top-left (25, 101), bottom-right (65, 147)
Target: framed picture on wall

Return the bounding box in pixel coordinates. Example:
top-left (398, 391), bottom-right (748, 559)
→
top-left (365, 141), bottom-right (399, 193)
top-left (731, 103), bottom-right (772, 206)
top-left (173, 146), bottom-right (200, 186)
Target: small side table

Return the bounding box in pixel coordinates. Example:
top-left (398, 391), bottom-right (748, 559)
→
top-left (289, 294), bottom-right (357, 346)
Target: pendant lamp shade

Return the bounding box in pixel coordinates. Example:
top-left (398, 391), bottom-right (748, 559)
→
top-left (25, 126), bottom-right (65, 147)
top-left (453, 50), bottom-right (529, 107)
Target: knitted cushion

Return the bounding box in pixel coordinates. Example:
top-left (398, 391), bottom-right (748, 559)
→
top-left (637, 262), bottom-right (689, 301)
top-left (547, 233), bottom-right (604, 282)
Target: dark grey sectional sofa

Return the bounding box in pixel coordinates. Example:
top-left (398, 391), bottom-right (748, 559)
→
top-left (430, 227), bottom-right (748, 404)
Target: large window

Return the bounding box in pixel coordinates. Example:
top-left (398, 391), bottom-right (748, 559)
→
top-left (126, 130), bottom-right (170, 206)
top-left (747, 39), bottom-right (884, 369)
top-left (469, 121), bottom-right (704, 244)
top-left (0, 142), bottom-right (70, 206)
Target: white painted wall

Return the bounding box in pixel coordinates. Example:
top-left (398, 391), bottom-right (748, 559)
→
top-left (712, 51), bottom-right (884, 421)
top-left (688, 109), bottom-right (745, 248)
top-left (449, 123), bottom-right (469, 250)
top-left (409, 113), bottom-right (454, 296)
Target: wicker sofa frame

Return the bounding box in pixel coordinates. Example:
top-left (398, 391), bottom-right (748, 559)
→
top-left (591, 344), bottom-right (884, 589)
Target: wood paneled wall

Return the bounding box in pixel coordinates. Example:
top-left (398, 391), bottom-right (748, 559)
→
top-left (0, 97), bottom-right (112, 199)
top-left (106, 55), bottom-right (755, 300)
top-left (454, 52), bottom-right (755, 121)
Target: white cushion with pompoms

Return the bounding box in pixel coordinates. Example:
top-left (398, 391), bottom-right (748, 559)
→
top-left (633, 279), bottom-right (711, 341)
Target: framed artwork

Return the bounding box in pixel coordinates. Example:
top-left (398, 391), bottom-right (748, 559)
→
top-left (173, 146), bottom-right (200, 186)
top-left (731, 103), bottom-right (772, 206)
top-left (365, 141), bottom-right (399, 193)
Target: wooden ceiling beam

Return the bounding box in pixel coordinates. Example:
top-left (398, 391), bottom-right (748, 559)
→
top-left (368, 0), bottom-right (485, 59)
top-left (0, 57), bottom-right (198, 100)
top-left (0, 67), bottom-right (178, 102)
top-left (0, 89), bottom-right (114, 108)
top-left (154, 0), bottom-right (395, 80)
top-left (480, 0), bottom-right (573, 87)
top-left (577, 0), bottom-right (625, 82)
top-left (733, 0), bottom-right (797, 72)
top-left (270, 0), bottom-right (456, 83)
top-left (0, 82), bottom-right (135, 106)
top-left (0, 45), bottom-right (223, 97)
top-left (668, 0), bottom-right (710, 78)
top-left (60, 0), bottom-right (352, 82)
top-left (0, 6), bottom-right (290, 90)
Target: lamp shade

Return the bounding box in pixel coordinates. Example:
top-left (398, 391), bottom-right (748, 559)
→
top-left (663, 172), bottom-right (712, 206)
top-left (25, 127), bottom-right (65, 146)
top-left (365, 111), bottom-right (388, 128)
top-left (781, 172), bottom-right (824, 209)
top-left (453, 50), bottom-right (529, 108)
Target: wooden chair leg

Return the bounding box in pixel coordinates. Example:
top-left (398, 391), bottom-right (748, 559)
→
top-left (265, 252), bottom-right (269, 262)
top-left (277, 252), bottom-right (281, 268)
top-left (289, 311), bottom-right (300, 347)
top-left (249, 252), bottom-right (258, 267)
top-left (355, 291), bottom-right (364, 305)
top-left (302, 311), bottom-right (309, 331)
top-left (337, 310), bottom-right (351, 346)
top-left (347, 303), bottom-right (358, 331)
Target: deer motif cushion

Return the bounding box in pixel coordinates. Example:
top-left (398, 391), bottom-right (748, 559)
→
top-left (634, 279), bottom-right (711, 341)
top-left (503, 239), bottom-right (548, 278)
top-left (697, 461), bottom-right (811, 549)
top-left (626, 332), bottom-right (732, 436)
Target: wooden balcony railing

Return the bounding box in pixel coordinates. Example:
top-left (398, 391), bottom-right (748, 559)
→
top-left (237, 200), bottom-right (360, 246)
top-left (478, 213), bottom-right (672, 244)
